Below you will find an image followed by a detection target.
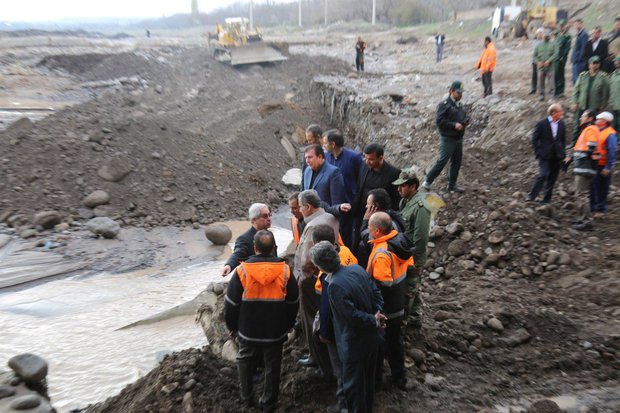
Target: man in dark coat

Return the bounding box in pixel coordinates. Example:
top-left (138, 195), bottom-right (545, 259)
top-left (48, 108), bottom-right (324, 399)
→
top-left (355, 36), bottom-right (367, 72)
top-left (220, 203), bottom-right (274, 277)
top-left (585, 27), bottom-right (609, 67)
top-left (527, 104), bottom-right (567, 204)
top-left (571, 19), bottom-right (589, 84)
top-left (302, 144), bottom-right (346, 207)
top-left (310, 241), bottom-right (385, 413)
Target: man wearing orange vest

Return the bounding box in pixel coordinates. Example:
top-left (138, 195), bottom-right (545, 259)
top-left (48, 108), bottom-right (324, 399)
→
top-left (224, 230), bottom-right (299, 412)
top-left (569, 110), bottom-right (599, 230)
top-left (477, 36), bottom-right (497, 97)
top-left (367, 212), bottom-right (414, 391)
top-left (311, 225), bottom-right (357, 413)
top-left (591, 111), bottom-right (618, 217)
top-left (288, 193), bottom-right (304, 246)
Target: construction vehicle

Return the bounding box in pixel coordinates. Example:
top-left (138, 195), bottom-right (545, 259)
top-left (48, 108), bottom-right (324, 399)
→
top-left (208, 17), bottom-right (287, 66)
top-left (492, 0), bottom-right (569, 40)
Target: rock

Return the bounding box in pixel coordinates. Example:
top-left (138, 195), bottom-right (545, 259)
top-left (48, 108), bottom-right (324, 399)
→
top-left (526, 399), bottom-right (562, 413)
top-left (33, 211), bottom-right (62, 229)
top-left (20, 229), bottom-right (37, 239)
top-left (460, 231), bottom-right (473, 241)
top-left (183, 379), bottom-right (196, 390)
top-left (93, 205), bottom-right (118, 218)
top-left (257, 102), bottom-right (284, 118)
top-left (506, 328), bottom-right (531, 346)
top-left (459, 260), bottom-right (475, 270)
top-left (85, 217), bottom-right (120, 239)
top-left (8, 353), bottom-right (48, 383)
top-left (291, 126), bottom-right (306, 144)
top-left (220, 366), bottom-right (234, 376)
top-left (280, 137), bottom-right (297, 162)
top-left (205, 224), bottom-right (232, 245)
top-left (55, 222), bottom-right (70, 231)
top-left (445, 222), bottom-right (464, 235)
top-left (429, 226), bottom-right (445, 240)
top-left (182, 391), bottom-right (193, 413)
top-left (408, 348), bottom-right (426, 365)
top-left (558, 253), bottom-right (571, 265)
top-left (0, 234), bottom-right (11, 249)
top-left (546, 251), bottom-right (560, 265)
top-left (485, 254), bottom-right (501, 265)
top-left (0, 385), bottom-right (16, 399)
top-left (282, 168), bottom-right (302, 187)
top-left (78, 208), bottom-right (96, 220)
top-left (97, 158), bottom-right (132, 182)
top-left (161, 382), bottom-right (179, 395)
top-left (347, 72), bottom-right (360, 79)
top-left (154, 84), bottom-right (164, 94)
top-left (486, 317), bottom-right (504, 332)
top-left (220, 339), bottom-right (238, 362)
top-left (434, 310), bottom-right (458, 321)
top-left (212, 283), bottom-right (225, 295)
top-left (83, 190), bottom-right (110, 208)
top-left (429, 272), bottom-right (441, 280)
top-left (447, 239), bottom-right (467, 257)
top-left (488, 230), bottom-right (505, 244)
top-left (9, 394), bottom-right (41, 410)
top-left (163, 196), bottom-right (176, 203)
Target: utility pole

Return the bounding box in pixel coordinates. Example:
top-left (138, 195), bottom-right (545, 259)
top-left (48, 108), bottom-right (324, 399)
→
top-left (372, 0), bottom-right (376, 25)
top-left (324, 0), bottom-right (328, 25)
top-left (249, 0), bottom-right (254, 30)
top-left (299, 0), bottom-right (302, 28)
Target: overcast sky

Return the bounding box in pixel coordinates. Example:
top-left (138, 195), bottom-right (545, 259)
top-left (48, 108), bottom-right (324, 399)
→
top-left (2, 0), bottom-right (283, 22)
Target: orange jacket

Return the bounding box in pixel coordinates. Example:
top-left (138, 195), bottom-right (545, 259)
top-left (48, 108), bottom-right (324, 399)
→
top-left (477, 42), bottom-right (497, 74)
top-left (597, 126), bottom-right (617, 167)
top-left (315, 245), bottom-right (358, 294)
top-left (290, 217), bottom-right (301, 246)
top-left (574, 125), bottom-right (600, 152)
top-left (237, 261), bottom-right (290, 301)
top-left (366, 230), bottom-right (413, 286)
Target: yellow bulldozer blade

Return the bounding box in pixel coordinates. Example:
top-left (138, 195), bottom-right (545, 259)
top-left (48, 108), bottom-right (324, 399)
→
top-left (230, 42), bottom-right (288, 66)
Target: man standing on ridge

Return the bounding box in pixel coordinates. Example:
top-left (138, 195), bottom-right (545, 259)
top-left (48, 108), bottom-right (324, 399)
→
top-left (476, 36), bottom-right (496, 97)
top-left (356, 36), bottom-right (367, 72)
top-left (422, 81), bottom-right (469, 194)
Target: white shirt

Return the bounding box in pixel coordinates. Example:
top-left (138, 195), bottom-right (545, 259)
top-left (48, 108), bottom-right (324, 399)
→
top-left (548, 116), bottom-right (559, 139)
top-left (592, 39), bottom-right (601, 51)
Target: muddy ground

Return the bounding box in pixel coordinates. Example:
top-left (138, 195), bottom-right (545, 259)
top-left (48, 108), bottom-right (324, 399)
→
top-left (1, 11), bottom-right (619, 413)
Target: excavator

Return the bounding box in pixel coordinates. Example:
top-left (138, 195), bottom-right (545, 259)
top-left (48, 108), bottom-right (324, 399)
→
top-left (492, 0), bottom-right (569, 40)
top-left (208, 17), bottom-right (287, 66)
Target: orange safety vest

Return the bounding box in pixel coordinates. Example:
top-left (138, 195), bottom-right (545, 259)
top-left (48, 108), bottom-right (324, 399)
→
top-left (237, 261), bottom-right (290, 301)
top-left (574, 125), bottom-right (600, 152)
top-left (597, 126), bottom-right (618, 167)
top-left (290, 217), bottom-right (301, 246)
top-left (573, 125), bottom-right (601, 175)
top-left (366, 230), bottom-right (413, 286)
top-left (477, 42), bottom-right (497, 74)
top-left (314, 245), bottom-right (358, 294)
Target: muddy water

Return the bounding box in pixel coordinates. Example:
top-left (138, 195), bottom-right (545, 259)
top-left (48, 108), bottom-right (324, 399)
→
top-left (0, 224), bottom-right (292, 412)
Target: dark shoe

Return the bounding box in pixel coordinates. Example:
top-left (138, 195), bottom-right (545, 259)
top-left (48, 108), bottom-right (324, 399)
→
top-left (448, 186), bottom-right (465, 193)
top-left (529, 90), bottom-right (536, 95)
top-left (570, 218), bottom-right (583, 225)
top-left (573, 221), bottom-right (593, 231)
top-left (307, 367), bottom-right (335, 383)
top-left (327, 403), bottom-right (347, 413)
top-left (393, 377), bottom-right (408, 391)
top-left (540, 96), bottom-right (546, 101)
top-left (297, 356), bottom-right (317, 368)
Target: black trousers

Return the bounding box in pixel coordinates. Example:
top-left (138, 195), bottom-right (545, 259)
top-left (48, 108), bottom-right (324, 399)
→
top-left (342, 348), bottom-right (377, 413)
top-left (531, 62), bottom-right (538, 93)
top-left (237, 340), bottom-right (283, 411)
top-left (376, 316), bottom-right (406, 383)
top-left (528, 157), bottom-right (562, 203)
top-left (356, 55), bottom-right (364, 71)
top-left (482, 72), bottom-right (493, 96)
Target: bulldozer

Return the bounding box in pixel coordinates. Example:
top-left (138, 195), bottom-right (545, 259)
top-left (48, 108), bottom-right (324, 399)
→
top-left (208, 17), bottom-right (287, 66)
top-left (492, 0), bottom-right (569, 40)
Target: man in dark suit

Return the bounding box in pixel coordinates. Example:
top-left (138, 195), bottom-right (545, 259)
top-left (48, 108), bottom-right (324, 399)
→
top-left (585, 27), bottom-right (609, 67)
top-left (571, 19), bottom-right (589, 84)
top-left (310, 241), bottom-right (385, 413)
top-left (220, 203), bottom-right (274, 277)
top-left (301, 144), bottom-right (346, 206)
top-left (527, 104), bottom-right (567, 204)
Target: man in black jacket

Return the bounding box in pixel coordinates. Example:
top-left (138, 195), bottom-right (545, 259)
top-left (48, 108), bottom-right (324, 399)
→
top-left (585, 27), bottom-right (609, 70)
top-left (422, 81), bottom-right (470, 193)
top-left (220, 203), bottom-right (274, 277)
top-left (225, 230), bottom-right (299, 412)
top-left (527, 104), bottom-right (567, 204)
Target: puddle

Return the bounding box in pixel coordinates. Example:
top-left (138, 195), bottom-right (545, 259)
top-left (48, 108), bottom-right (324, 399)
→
top-left (0, 225), bottom-right (292, 412)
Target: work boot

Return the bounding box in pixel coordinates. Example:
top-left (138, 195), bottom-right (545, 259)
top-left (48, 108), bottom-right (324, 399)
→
top-left (448, 186), bottom-right (465, 193)
top-left (421, 181), bottom-right (431, 191)
top-left (573, 221), bottom-right (593, 231)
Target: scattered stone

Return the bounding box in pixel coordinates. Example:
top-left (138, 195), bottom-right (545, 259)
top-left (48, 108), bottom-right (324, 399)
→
top-left (460, 231), bottom-right (473, 241)
top-left (558, 253), bottom-right (571, 265)
top-left (8, 353), bottom-right (48, 383)
top-left (163, 196), bottom-right (176, 203)
top-left (485, 254), bottom-right (501, 266)
top-left (183, 379), bottom-right (196, 391)
top-left (78, 208), bottom-right (96, 220)
top-left (154, 84), bottom-right (164, 94)
top-left (9, 394), bottom-right (41, 410)
top-left (161, 382), bottom-right (179, 395)
top-left (257, 102), bottom-right (284, 118)
top-left (445, 222), bottom-right (464, 235)
top-left (486, 317), bottom-right (504, 332)
top-left (434, 310), bottom-right (458, 321)
top-left (220, 339), bottom-right (238, 362)
top-left (0, 385), bottom-right (16, 399)
top-left (20, 229), bottom-right (37, 239)
top-left (219, 366), bottom-right (234, 376)
top-left (212, 283), bottom-right (225, 295)
top-left (282, 168), bottom-right (302, 187)
top-left (85, 217), bottom-right (121, 239)
top-left (505, 328), bottom-right (531, 346)
top-left (55, 222), bottom-right (70, 231)
top-left (526, 399), bottom-right (562, 413)
top-left (459, 260), bottom-right (476, 270)
top-left (488, 231), bottom-right (505, 244)
top-left (182, 391), bottom-right (193, 413)
top-left (0, 234), bottom-right (10, 249)
top-left (83, 190), bottom-right (110, 208)
top-left (97, 158), bottom-right (132, 182)
top-left (205, 224), bottom-right (232, 246)
top-left (347, 72), bottom-right (360, 79)
top-left (33, 211), bottom-right (62, 229)
top-left (447, 239), bottom-right (467, 257)
top-left (429, 272), bottom-right (441, 281)
top-left (546, 251), bottom-right (560, 265)
top-left (408, 348), bottom-right (426, 366)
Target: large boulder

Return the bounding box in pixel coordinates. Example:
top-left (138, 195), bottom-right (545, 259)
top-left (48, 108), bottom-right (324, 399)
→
top-left (97, 158), bottom-right (132, 182)
top-left (204, 224), bottom-right (232, 246)
top-left (82, 190), bottom-right (110, 208)
top-left (447, 239), bottom-right (468, 257)
top-left (85, 217), bottom-right (120, 239)
top-left (32, 211), bottom-right (62, 229)
top-left (8, 354), bottom-right (48, 383)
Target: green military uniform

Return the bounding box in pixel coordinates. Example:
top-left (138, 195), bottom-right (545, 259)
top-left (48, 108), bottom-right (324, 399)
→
top-left (610, 67), bottom-right (620, 131)
top-left (554, 31), bottom-right (571, 95)
top-left (533, 40), bottom-right (557, 70)
top-left (399, 190), bottom-right (431, 329)
top-left (571, 68), bottom-right (610, 144)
